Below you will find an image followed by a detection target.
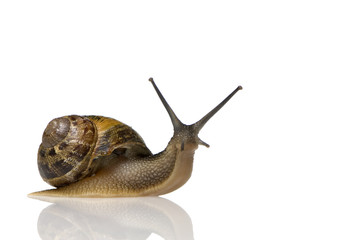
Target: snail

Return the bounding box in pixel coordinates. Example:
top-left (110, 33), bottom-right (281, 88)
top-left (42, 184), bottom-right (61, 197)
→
top-left (29, 78), bottom-right (242, 197)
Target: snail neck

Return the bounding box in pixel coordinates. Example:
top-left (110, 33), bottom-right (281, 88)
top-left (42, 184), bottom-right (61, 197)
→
top-left (142, 137), bottom-right (197, 196)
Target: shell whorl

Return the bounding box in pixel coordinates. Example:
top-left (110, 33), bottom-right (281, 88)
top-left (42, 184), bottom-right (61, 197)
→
top-left (41, 117), bottom-right (70, 148)
top-left (38, 116), bottom-right (97, 187)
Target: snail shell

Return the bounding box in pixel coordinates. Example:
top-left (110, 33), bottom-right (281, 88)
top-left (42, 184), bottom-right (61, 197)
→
top-left (38, 115), bottom-right (151, 187)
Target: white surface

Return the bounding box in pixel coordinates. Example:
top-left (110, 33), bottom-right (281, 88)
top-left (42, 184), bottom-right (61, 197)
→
top-left (1, 0), bottom-right (361, 239)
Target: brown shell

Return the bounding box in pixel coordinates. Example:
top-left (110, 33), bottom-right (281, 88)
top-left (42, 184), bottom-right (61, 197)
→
top-left (38, 115), bottom-right (152, 187)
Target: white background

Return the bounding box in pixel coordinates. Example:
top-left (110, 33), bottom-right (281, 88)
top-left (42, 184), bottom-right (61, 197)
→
top-left (1, 0), bottom-right (361, 239)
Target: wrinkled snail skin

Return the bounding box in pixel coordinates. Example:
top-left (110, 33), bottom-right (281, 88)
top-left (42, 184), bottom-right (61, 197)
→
top-left (29, 79), bottom-right (242, 198)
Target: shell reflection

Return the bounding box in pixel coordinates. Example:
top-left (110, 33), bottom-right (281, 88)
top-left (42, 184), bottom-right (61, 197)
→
top-left (35, 197), bottom-right (194, 240)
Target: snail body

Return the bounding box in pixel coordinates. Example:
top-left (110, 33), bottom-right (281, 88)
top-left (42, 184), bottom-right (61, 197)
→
top-left (30, 79), bottom-right (241, 197)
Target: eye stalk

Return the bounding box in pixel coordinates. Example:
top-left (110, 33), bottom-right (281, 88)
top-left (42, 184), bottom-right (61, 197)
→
top-left (192, 85), bottom-right (242, 134)
top-left (149, 78), bottom-right (242, 148)
top-left (149, 78), bottom-right (183, 132)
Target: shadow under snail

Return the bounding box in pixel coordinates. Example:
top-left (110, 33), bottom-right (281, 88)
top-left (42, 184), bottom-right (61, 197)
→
top-left (29, 78), bottom-right (242, 197)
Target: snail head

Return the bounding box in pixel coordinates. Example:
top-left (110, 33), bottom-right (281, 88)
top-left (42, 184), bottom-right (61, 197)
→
top-left (149, 78), bottom-right (242, 151)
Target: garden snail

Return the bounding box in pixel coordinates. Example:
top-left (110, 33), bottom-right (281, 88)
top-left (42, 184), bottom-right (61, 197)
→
top-left (29, 78), bottom-right (242, 197)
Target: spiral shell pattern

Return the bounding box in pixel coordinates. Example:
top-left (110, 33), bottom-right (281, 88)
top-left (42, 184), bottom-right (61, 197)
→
top-left (38, 115), bottom-right (97, 187)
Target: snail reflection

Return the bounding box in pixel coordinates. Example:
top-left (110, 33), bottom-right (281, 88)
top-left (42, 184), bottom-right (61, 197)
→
top-left (33, 196), bottom-right (194, 240)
